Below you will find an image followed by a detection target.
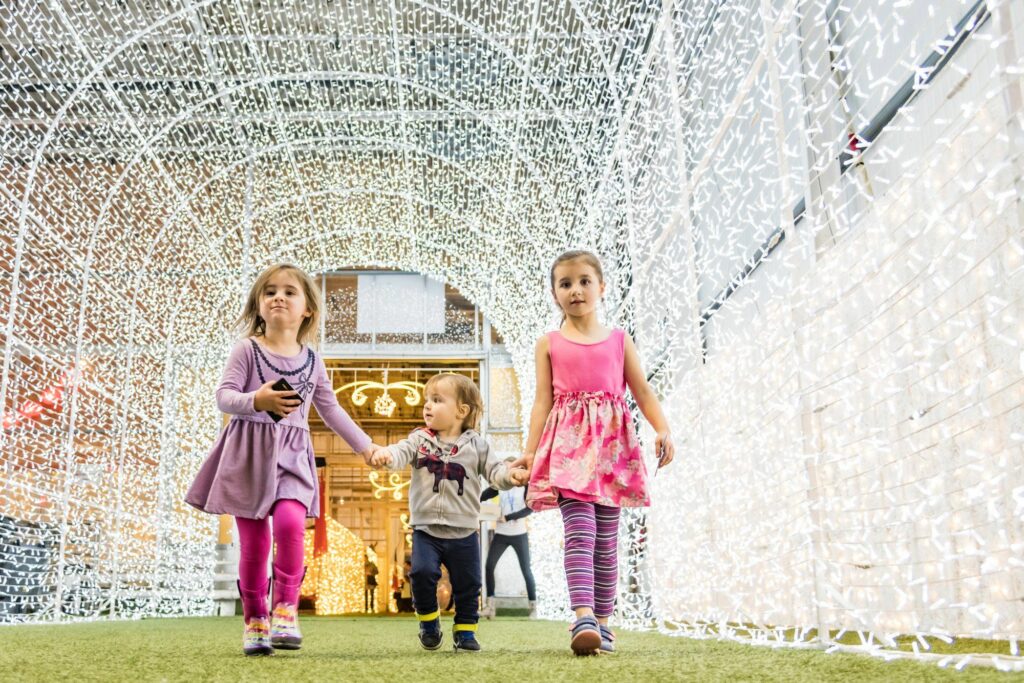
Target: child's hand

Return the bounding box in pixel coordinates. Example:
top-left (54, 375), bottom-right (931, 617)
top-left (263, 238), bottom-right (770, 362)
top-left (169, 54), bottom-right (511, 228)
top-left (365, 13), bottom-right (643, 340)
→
top-left (655, 432), bottom-right (675, 469)
top-left (253, 381), bottom-right (302, 416)
top-left (370, 448), bottom-right (393, 468)
top-left (508, 467), bottom-right (529, 486)
top-left (359, 443), bottom-right (380, 466)
top-left (508, 452), bottom-right (534, 475)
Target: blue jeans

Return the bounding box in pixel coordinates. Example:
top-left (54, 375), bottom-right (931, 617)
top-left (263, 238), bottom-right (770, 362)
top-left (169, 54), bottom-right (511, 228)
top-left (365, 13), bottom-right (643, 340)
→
top-left (410, 530), bottom-right (481, 625)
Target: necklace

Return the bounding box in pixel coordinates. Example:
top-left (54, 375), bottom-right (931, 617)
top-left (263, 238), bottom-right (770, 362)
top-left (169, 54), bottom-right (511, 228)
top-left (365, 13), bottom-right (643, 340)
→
top-left (250, 339), bottom-right (315, 383)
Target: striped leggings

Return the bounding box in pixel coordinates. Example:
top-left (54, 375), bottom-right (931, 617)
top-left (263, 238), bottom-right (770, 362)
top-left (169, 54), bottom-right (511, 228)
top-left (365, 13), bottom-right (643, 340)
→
top-left (558, 497), bottom-right (620, 618)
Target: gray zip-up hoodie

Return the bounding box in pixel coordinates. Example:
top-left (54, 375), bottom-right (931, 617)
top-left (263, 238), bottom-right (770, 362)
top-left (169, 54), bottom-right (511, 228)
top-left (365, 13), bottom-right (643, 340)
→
top-left (386, 427), bottom-right (516, 530)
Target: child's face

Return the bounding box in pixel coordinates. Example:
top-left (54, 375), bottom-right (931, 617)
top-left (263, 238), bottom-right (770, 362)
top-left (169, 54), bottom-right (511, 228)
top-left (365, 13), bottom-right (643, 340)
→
top-left (259, 270), bottom-right (311, 333)
top-left (552, 260), bottom-right (605, 319)
top-left (423, 378), bottom-right (469, 434)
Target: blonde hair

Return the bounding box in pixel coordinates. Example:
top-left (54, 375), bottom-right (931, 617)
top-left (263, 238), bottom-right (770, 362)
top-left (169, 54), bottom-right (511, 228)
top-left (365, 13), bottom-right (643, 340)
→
top-left (235, 263), bottom-right (322, 346)
top-left (425, 373), bottom-right (483, 433)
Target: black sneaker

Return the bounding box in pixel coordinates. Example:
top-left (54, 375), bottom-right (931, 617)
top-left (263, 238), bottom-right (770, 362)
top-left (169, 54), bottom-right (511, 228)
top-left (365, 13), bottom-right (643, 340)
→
top-left (452, 628), bottom-right (481, 653)
top-left (418, 618), bottom-right (443, 650)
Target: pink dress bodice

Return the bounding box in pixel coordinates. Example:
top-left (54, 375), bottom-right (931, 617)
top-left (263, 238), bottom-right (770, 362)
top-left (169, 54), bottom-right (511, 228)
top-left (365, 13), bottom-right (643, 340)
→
top-left (549, 329), bottom-right (626, 396)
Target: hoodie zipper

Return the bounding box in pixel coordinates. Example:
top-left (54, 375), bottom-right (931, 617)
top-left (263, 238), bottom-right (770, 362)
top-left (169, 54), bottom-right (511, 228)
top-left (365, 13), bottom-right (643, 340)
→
top-left (432, 435), bottom-right (463, 525)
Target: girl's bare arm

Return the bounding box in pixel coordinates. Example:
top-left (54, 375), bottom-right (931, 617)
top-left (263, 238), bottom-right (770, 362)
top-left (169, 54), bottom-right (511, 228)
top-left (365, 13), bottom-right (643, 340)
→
top-left (512, 335), bottom-right (553, 472)
top-left (623, 333), bottom-right (675, 468)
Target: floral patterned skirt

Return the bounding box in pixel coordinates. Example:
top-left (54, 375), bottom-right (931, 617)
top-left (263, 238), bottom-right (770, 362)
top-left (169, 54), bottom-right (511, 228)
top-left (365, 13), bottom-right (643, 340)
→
top-left (526, 391), bottom-right (649, 511)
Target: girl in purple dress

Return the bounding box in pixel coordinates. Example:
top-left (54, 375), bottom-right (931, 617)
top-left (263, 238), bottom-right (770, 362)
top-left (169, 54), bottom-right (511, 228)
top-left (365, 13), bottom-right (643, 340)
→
top-left (186, 263), bottom-right (377, 656)
top-left (517, 250), bottom-right (676, 656)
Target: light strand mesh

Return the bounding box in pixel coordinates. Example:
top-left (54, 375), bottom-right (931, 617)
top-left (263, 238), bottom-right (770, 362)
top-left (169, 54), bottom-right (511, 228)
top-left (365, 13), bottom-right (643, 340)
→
top-left (1, 0), bottom-right (1022, 669)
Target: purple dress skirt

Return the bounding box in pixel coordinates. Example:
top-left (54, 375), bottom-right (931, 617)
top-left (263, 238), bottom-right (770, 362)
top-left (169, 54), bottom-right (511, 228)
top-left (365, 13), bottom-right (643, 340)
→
top-left (186, 339), bottom-right (371, 520)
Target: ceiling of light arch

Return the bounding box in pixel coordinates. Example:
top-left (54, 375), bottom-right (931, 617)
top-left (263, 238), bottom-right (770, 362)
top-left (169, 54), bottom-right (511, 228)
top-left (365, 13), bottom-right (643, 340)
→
top-left (2, 0), bottom-right (659, 261)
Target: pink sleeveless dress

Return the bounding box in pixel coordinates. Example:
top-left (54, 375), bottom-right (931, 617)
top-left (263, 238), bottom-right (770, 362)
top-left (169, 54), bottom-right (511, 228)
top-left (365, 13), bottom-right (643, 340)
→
top-left (526, 328), bottom-right (650, 511)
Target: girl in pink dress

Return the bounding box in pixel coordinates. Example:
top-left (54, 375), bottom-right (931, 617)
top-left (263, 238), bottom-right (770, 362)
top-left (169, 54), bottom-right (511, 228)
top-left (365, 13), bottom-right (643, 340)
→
top-left (186, 263), bottom-right (378, 656)
top-left (519, 250), bottom-right (675, 656)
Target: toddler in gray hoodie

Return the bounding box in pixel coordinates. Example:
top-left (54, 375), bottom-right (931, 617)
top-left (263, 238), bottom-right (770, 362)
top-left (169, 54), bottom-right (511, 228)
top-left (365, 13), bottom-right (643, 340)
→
top-left (371, 372), bottom-right (527, 652)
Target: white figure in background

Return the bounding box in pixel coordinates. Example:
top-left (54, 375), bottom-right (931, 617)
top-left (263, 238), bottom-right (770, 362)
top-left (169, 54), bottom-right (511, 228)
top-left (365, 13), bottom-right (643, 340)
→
top-left (480, 484), bottom-right (537, 619)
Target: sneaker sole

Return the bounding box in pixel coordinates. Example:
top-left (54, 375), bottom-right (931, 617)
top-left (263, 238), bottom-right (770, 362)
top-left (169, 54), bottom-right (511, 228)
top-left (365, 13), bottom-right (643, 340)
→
top-left (419, 635), bottom-right (443, 651)
top-left (571, 629), bottom-right (601, 656)
top-left (271, 638), bottom-right (302, 650)
top-left (243, 647), bottom-right (274, 657)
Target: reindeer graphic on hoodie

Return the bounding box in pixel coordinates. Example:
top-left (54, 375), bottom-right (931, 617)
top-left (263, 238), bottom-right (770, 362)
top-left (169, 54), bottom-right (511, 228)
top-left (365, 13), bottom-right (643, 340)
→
top-left (383, 427), bottom-right (518, 530)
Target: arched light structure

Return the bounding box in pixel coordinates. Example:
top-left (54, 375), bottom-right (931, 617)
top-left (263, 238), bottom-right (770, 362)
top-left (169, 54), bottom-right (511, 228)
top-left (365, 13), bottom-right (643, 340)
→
top-left (1, 0), bottom-right (1022, 669)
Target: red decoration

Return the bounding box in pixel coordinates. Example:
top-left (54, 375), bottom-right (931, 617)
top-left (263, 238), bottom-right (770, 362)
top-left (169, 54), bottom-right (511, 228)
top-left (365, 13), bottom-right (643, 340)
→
top-left (38, 385), bottom-right (63, 407)
top-left (3, 374), bottom-right (68, 431)
top-left (19, 400), bottom-right (45, 420)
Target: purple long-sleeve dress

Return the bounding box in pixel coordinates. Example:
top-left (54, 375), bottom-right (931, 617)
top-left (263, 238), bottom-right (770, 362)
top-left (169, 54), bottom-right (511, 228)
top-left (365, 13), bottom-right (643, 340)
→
top-left (185, 338), bottom-right (370, 520)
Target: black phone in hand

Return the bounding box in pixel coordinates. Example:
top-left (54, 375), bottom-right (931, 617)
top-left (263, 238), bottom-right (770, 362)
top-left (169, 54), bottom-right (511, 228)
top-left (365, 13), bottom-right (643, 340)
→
top-left (267, 378), bottom-right (301, 422)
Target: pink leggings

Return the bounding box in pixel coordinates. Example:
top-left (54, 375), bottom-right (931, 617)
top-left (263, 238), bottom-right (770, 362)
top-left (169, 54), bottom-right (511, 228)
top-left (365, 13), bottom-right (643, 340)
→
top-left (235, 499), bottom-right (306, 619)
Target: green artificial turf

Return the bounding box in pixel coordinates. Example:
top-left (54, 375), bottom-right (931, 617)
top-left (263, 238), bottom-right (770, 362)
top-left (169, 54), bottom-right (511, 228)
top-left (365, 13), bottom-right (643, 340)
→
top-left (0, 615), bottom-right (1019, 682)
top-left (671, 623), bottom-right (1020, 657)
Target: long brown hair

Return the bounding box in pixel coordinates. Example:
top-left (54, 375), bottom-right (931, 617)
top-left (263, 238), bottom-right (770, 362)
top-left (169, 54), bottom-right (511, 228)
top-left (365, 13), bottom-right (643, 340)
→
top-left (234, 263), bottom-right (322, 346)
top-left (549, 250), bottom-right (605, 320)
top-left (426, 373), bottom-right (483, 432)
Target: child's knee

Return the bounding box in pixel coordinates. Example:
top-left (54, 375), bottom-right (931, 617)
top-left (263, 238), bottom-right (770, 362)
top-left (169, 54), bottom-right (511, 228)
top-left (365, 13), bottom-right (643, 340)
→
top-left (564, 530), bottom-right (596, 551)
top-left (410, 561), bottom-right (441, 585)
top-left (452, 569), bottom-right (481, 593)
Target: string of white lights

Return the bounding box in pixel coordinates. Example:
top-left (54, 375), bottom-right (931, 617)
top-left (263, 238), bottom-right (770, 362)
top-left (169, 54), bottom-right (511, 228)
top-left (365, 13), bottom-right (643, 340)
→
top-left (1, 0), bottom-right (1022, 670)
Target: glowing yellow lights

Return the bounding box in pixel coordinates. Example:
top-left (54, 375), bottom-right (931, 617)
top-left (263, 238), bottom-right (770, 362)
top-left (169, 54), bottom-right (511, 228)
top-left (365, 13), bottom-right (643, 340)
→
top-left (368, 471), bottom-right (411, 501)
top-left (302, 518), bottom-right (366, 615)
top-left (336, 380), bottom-right (424, 417)
top-left (400, 513), bottom-right (413, 547)
top-left (373, 392), bottom-right (398, 417)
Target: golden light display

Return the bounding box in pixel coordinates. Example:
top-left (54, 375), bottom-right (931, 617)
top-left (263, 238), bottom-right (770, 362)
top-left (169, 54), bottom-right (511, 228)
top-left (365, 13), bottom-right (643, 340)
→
top-left (302, 518), bottom-right (366, 615)
top-left (400, 513), bottom-right (413, 548)
top-left (368, 471), bottom-right (411, 501)
top-left (336, 378), bottom-right (425, 417)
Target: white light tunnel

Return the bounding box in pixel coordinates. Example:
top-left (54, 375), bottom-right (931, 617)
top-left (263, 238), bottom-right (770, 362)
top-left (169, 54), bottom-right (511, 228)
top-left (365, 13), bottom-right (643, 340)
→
top-left (1, 0), bottom-right (1023, 668)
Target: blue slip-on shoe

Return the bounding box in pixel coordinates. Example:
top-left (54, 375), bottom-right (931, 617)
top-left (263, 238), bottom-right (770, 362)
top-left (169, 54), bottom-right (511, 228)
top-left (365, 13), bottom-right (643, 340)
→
top-left (570, 615), bottom-right (601, 656)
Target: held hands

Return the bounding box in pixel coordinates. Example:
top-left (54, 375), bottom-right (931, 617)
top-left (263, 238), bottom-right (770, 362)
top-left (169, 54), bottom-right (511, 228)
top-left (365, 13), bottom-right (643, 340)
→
top-left (359, 442), bottom-right (382, 467)
top-left (508, 467), bottom-right (529, 486)
top-left (508, 452), bottom-right (534, 476)
top-left (253, 381), bottom-right (302, 417)
top-left (369, 446), bottom-right (393, 469)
